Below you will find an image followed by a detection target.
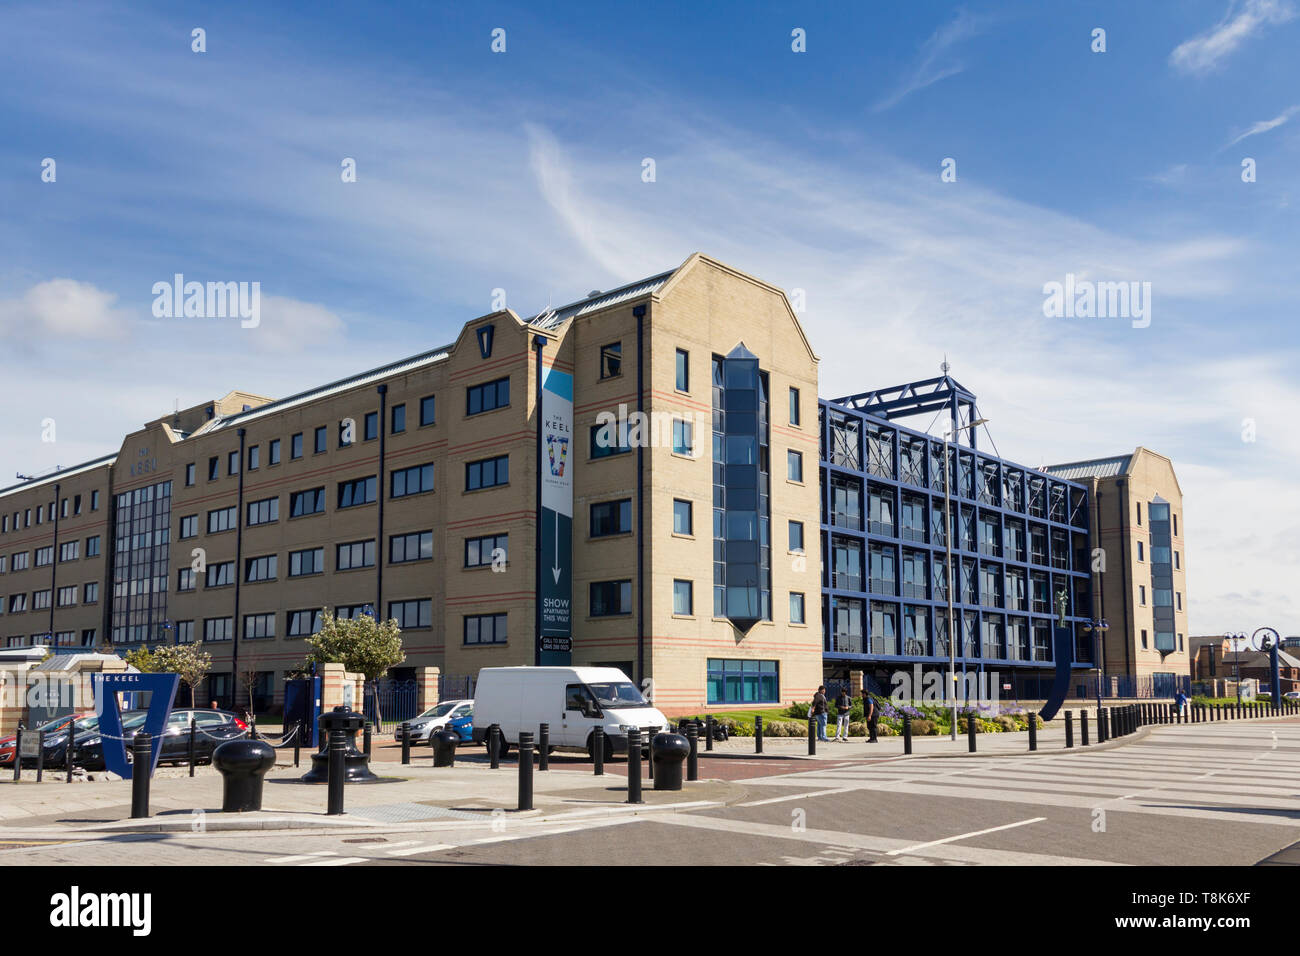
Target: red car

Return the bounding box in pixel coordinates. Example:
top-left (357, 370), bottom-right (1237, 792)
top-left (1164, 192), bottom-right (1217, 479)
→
top-left (0, 713), bottom-right (91, 767)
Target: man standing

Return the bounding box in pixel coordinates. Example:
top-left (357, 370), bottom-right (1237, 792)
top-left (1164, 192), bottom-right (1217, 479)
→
top-left (834, 686), bottom-right (852, 741)
top-left (811, 686), bottom-right (829, 742)
top-left (863, 691), bottom-right (878, 743)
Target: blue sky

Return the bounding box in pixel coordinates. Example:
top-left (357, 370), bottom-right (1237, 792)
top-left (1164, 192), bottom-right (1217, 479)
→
top-left (1, 0), bottom-right (1297, 633)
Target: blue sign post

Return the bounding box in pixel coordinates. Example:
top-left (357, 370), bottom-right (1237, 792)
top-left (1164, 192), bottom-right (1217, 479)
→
top-left (93, 672), bottom-right (179, 780)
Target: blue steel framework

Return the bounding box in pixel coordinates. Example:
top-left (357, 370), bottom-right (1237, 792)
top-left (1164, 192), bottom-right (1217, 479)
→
top-left (819, 379), bottom-right (1093, 698)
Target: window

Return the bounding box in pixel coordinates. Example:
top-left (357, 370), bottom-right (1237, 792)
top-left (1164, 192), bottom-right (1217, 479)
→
top-left (337, 476), bottom-right (377, 508)
top-left (790, 592), bottom-right (805, 624)
top-left (208, 456), bottom-right (219, 480)
top-left (676, 348), bottom-right (689, 391)
top-left (466, 377), bottom-right (509, 415)
top-left (464, 613), bottom-right (507, 645)
top-left (673, 579), bottom-right (693, 615)
top-left (204, 617), bottom-right (233, 642)
top-left (243, 613), bottom-right (275, 640)
top-left (207, 507), bottom-right (236, 533)
top-left (465, 534), bottom-right (508, 568)
top-left (590, 580), bottom-right (632, 617)
top-left (788, 520), bottom-right (804, 552)
top-left (244, 555), bottom-right (277, 583)
top-left (246, 496), bottom-right (279, 526)
top-left (1174, 551), bottom-right (1180, 570)
top-left (287, 609), bottom-right (323, 638)
top-left (91, 490), bottom-right (99, 511)
top-left (787, 450), bottom-right (803, 482)
top-left (206, 562), bottom-right (234, 588)
top-left (1176, 592), bottom-right (1182, 610)
top-left (466, 455), bottom-right (508, 491)
top-left (706, 658), bottom-right (779, 705)
top-left (336, 540), bottom-right (376, 571)
top-left (59, 541), bottom-right (79, 562)
top-left (247, 445), bottom-right (260, 471)
top-left (289, 487), bottom-right (326, 517)
top-left (57, 586), bottom-right (77, 607)
top-left (789, 387), bottom-right (800, 425)
top-left (391, 463), bottom-right (434, 498)
top-left (9, 594), bottom-right (26, 613)
top-left (1141, 629), bottom-right (1148, 649)
top-left (672, 419), bottom-right (693, 455)
top-left (83, 582), bottom-right (99, 603)
top-left (590, 422), bottom-right (632, 458)
top-left (179, 515), bottom-right (197, 539)
top-left (288, 547), bottom-right (324, 577)
top-left (291, 433), bottom-right (303, 459)
top-left (600, 342), bottom-right (622, 379)
top-left (185, 463), bottom-right (196, 486)
top-left (1137, 502), bottom-right (1142, 526)
top-left (391, 403), bottom-right (406, 434)
top-left (390, 531), bottom-right (433, 564)
top-left (228, 451), bottom-right (239, 475)
top-left (672, 499), bottom-right (693, 535)
top-left (177, 568), bottom-right (196, 592)
top-left (1139, 585), bottom-right (1146, 605)
top-left (389, 599), bottom-right (432, 629)
top-left (1137, 541), bottom-right (1144, 561)
top-left (364, 411), bottom-right (379, 441)
top-left (314, 426), bottom-right (327, 454)
top-left (11, 552), bottom-right (28, 572)
top-left (420, 395), bottom-right (436, 426)
top-left (176, 621), bottom-right (195, 644)
top-left (591, 499), bottom-right (632, 537)
top-left (35, 547), bottom-right (53, 567)
top-left (269, 439), bottom-right (281, 465)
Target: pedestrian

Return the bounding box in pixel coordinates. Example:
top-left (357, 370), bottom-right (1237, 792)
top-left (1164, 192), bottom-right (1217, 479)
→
top-left (811, 686), bottom-right (829, 741)
top-left (834, 686), bottom-right (852, 741)
top-left (864, 692), bottom-right (878, 743)
top-left (1175, 690), bottom-right (1188, 718)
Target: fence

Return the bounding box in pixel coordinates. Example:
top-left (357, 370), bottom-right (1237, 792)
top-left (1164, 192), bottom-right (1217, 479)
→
top-left (363, 679), bottom-right (419, 732)
top-left (438, 673), bottom-right (476, 702)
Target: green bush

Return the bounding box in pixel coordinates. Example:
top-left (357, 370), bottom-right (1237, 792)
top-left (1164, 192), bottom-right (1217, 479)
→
top-left (911, 718), bottom-right (936, 736)
top-left (848, 721), bottom-right (867, 737)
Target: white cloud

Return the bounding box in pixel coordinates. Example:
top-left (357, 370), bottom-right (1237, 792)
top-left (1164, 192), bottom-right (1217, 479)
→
top-left (245, 295), bottom-right (346, 353)
top-left (1170, 0), bottom-right (1296, 75)
top-left (874, 10), bottom-right (990, 112)
top-left (1224, 104), bottom-right (1300, 147)
top-left (0, 279), bottom-right (126, 342)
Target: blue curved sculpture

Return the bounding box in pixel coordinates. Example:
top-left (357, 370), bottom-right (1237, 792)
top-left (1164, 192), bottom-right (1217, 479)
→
top-left (1038, 626), bottom-right (1075, 722)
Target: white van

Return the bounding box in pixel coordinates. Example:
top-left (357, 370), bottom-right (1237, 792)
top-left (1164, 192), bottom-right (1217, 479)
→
top-left (471, 666), bottom-right (670, 760)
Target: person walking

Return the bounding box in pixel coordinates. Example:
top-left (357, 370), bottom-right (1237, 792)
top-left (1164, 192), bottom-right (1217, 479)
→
top-left (834, 686), bottom-right (852, 741)
top-left (1175, 689), bottom-right (1188, 719)
top-left (811, 686), bottom-right (830, 742)
top-left (864, 692), bottom-right (879, 743)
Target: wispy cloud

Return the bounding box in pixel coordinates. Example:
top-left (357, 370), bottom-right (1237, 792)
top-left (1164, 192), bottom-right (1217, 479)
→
top-left (1223, 104), bottom-right (1300, 147)
top-left (1169, 0), bottom-right (1296, 75)
top-left (0, 279), bottom-right (127, 343)
top-left (874, 10), bottom-right (989, 112)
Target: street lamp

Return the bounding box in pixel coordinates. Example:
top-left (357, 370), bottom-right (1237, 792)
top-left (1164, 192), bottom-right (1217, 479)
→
top-left (1224, 631), bottom-right (1248, 704)
top-left (1081, 619), bottom-right (1109, 715)
top-left (943, 416), bottom-right (988, 741)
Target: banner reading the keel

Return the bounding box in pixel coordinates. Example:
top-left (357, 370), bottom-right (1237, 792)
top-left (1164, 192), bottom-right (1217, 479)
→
top-left (539, 366), bottom-right (573, 664)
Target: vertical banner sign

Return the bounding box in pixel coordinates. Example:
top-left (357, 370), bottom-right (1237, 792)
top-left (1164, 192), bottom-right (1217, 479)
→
top-left (539, 367), bottom-right (573, 664)
top-left (93, 672), bottom-right (179, 779)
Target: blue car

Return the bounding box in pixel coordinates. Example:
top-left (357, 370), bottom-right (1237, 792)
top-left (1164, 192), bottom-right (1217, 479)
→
top-left (398, 700), bottom-right (474, 745)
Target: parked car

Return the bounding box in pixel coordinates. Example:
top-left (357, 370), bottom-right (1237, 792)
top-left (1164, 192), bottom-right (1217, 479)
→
top-left (71, 709), bottom-right (247, 770)
top-left (398, 700), bottom-right (474, 745)
top-left (471, 666), bottom-right (668, 761)
top-left (1285, 691), bottom-right (1300, 701)
top-left (17, 713), bottom-right (109, 768)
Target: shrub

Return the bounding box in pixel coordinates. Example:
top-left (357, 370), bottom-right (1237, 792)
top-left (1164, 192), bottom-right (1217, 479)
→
top-left (910, 718), bottom-right (936, 736)
top-left (848, 721), bottom-right (867, 737)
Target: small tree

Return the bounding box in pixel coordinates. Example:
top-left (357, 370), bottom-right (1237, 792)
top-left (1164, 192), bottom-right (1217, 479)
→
top-left (303, 608), bottom-right (405, 722)
top-left (128, 643), bottom-right (213, 707)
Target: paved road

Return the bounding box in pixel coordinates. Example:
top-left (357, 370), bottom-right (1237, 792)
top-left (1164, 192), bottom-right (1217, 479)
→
top-left (5, 721), bottom-right (1297, 867)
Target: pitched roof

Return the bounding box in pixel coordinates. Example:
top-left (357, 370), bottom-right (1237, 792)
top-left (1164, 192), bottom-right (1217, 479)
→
top-left (1043, 454), bottom-right (1132, 481)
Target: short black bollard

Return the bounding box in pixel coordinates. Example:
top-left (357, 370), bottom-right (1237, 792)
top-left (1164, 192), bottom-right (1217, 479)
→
top-left (651, 732), bottom-right (689, 791)
top-left (1028, 712), bottom-right (1038, 752)
top-left (66, 723), bottom-right (76, 784)
top-left (1065, 711), bottom-right (1074, 749)
top-left (646, 726), bottom-right (658, 781)
top-left (488, 723), bottom-right (501, 769)
top-left (130, 733), bottom-right (152, 819)
top-left (431, 728), bottom-right (459, 767)
top-left (755, 714), bottom-right (764, 754)
top-left (518, 731), bottom-right (534, 811)
top-left (539, 723), bottom-right (549, 772)
top-left (903, 713), bottom-right (913, 755)
top-left (808, 716), bottom-right (817, 756)
top-left (686, 723), bottom-right (699, 782)
top-left (626, 728), bottom-right (643, 804)
top-left (213, 738), bottom-right (276, 811)
top-left (11, 725), bottom-right (21, 782)
top-left (1081, 711), bottom-right (1090, 746)
top-left (188, 718), bottom-right (197, 777)
top-left (967, 712), bottom-right (977, 752)
top-left (1099, 709), bottom-right (1108, 743)
top-left (293, 720), bottom-right (301, 769)
top-left (36, 728), bottom-right (45, 782)
top-left (364, 721), bottom-right (373, 758)
top-left (326, 727), bottom-right (346, 815)
top-left (705, 716), bottom-right (715, 752)
top-left (592, 727), bottom-right (605, 776)
top-left (400, 722), bottom-right (411, 765)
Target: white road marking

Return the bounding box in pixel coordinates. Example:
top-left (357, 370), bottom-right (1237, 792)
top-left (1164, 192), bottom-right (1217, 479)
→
top-left (302, 856), bottom-right (369, 866)
top-left (263, 850), bottom-right (337, 863)
top-left (386, 843), bottom-right (454, 856)
top-left (737, 788), bottom-right (855, 807)
top-left (885, 817), bottom-right (1046, 856)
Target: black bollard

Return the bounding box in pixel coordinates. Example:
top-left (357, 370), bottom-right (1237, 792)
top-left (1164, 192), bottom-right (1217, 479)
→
top-left (705, 716), bottom-right (715, 752)
top-left (539, 723), bottom-right (549, 772)
top-left (66, 722), bottom-right (76, 784)
top-left (326, 727), bottom-right (346, 815)
top-left (11, 725), bottom-right (21, 782)
top-left (1099, 709), bottom-right (1108, 743)
top-left (967, 712), bottom-right (977, 752)
top-left (400, 722), bottom-right (411, 765)
top-left (1028, 712), bottom-right (1038, 752)
top-left (213, 739), bottom-right (276, 812)
top-left (626, 728), bottom-right (643, 804)
top-left (1065, 711), bottom-right (1074, 748)
top-left (755, 714), bottom-right (764, 754)
top-left (130, 733), bottom-right (152, 819)
top-left (686, 723), bottom-right (699, 782)
top-left (488, 723), bottom-right (501, 769)
top-left (188, 718), bottom-right (197, 777)
top-left (645, 726), bottom-right (658, 781)
top-left (365, 721), bottom-right (374, 758)
top-left (1081, 710), bottom-right (1090, 746)
top-left (808, 716), bottom-right (817, 756)
top-left (36, 727), bottom-right (45, 782)
top-left (293, 720), bottom-right (302, 769)
top-left (592, 727), bottom-right (605, 776)
top-left (903, 713), bottom-right (913, 755)
top-left (651, 732), bottom-right (689, 791)
top-left (518, 731), bottom-right (534, 811)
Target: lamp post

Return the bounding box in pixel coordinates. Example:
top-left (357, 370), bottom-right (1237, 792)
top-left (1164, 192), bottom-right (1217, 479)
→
top-left (1081, 619), bottom-right (1109, 715)
top-left (943, 416), bottom-right (988, 741)
top-left (1224, 631), bottom-right (1247, 705)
